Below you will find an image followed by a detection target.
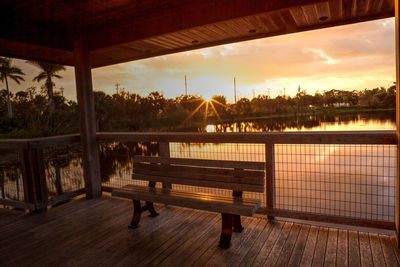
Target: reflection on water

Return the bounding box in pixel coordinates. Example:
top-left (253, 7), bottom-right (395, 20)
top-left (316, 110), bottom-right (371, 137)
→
top-left (204, 112), bottom-right (395, 132)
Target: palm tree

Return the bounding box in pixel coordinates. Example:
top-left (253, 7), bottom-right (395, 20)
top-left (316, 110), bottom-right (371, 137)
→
top-left (0, 57), bottom-right (25, 118)
top-left (27, 61), bottom-right (66, 114)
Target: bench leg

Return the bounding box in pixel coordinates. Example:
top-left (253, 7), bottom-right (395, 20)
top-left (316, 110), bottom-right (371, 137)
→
top-left (129, 199), bottom-right (142, 229)
top-left (218, 213), bottom-right (233, 249)
top-left (233, 215), bottom-right (244, 233)
top-left (146, 201), bottom-right (159, 217)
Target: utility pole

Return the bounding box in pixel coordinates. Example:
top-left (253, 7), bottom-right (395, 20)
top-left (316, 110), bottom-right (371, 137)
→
top-left (283, 88), bottom-right (286, 97)
top-left (185, 75), bottom-right (187, 95)
top-left (115, 83), bottom-right (120, 94)
top-left (234, 77), bottom-right (237, 104)
top-left (267, 88), bottom-right (271, 98)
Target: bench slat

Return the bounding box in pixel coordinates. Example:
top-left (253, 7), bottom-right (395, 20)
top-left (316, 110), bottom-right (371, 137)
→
top-left (123, 184), bottom-right (260, 205)
top-left (133, 162), bottom-right (265, 179)
top-left (112, 185), bottom-right (261, 216)
top-left (134, 156), bottom-right (265, 170)
top-left (133, 167), bottom-right (264, 185)
top-left (132, 173), bottom-right (265, 192)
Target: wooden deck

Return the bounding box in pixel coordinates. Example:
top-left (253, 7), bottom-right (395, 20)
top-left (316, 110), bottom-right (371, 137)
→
top-left (1, 196), bottom-right (400, 267)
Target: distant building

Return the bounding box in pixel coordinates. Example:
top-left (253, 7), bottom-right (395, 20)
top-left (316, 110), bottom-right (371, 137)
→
top-left (334, 102), bottom-right (350, 107)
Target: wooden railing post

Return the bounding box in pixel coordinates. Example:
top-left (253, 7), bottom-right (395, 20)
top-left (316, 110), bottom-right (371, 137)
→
top-left (159, 142), bottom-right (172, 189)
top-left (19, 147), bottom-right (48, 211)
top-left (265, 143), bottom-right (275, 220)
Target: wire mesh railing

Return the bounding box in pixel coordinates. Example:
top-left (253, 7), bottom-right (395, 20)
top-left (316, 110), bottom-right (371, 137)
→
top-left (42, 143), bottom-right (84, 199)
top-left (0, 149), bottom-right (24, 204)
top-left (274, 144), bottom-right (396, 222)
top-left (99, 141), bottom-right (159, 189)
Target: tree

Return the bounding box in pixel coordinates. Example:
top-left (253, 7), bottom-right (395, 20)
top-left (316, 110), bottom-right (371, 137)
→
top-left (27, 60), bottom-right (66, 115)
top-left (0, 57), bottom-right (25, 118)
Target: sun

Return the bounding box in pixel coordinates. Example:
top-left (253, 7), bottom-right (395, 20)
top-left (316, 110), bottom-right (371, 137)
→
top-left (179, 95), bottom-right (232, 127)
top-left (203, 95), bottom-right (213, 102)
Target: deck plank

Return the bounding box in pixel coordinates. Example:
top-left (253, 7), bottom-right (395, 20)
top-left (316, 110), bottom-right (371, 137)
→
top-left (0, 197), bottom-right (399, 267)
top-left (370, 233), bottom-right (386, 267)
top-left (359, 232), bottom-right (373, 267)
top-left (115, 207), bottom-right (201, 266)
top-left (263, 222), bottom-right (293, 266)
top-left (390, 236), bottom-right (400, 265)
top-left (238, 219), bottom-right (274, 267)
top-left (205, 217), bottom-right (261, 266)
top-left (193, 218), bottom-right (254, 267)
top-left (158, 212), bottom-right (220, 266)
top-left (246, 221), bottom-right (284, 266)
top-left (139, 211), bottom-right (214, 266)
top-left (274, 223), bottom-right (302, 267)
top-left (287, 224), bottom-right (310, 266)
top-left (228, 218), bottom-right (267, 267)
top-left (311, 227), bottom-right (328, 267)
top-left (324, 228), bottom-right (338, 267)
top-left (380, 234), bottom-right (400, 267)
top-left (336, 229), bottom-right (349, 267)
top-left (299, 226), bottom-right (319, 267)
top-left (348, 230), bottom-right (361, 267)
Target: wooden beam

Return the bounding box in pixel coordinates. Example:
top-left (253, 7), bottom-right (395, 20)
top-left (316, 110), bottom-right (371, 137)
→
top-left (0, 39), bottom-right (74, 66)
top-left (74, 36), bottom-right (102, 199)
top-left (88, 0), bottom-right (324, 51)
top-left (396, 0), bottom-right (400, 248)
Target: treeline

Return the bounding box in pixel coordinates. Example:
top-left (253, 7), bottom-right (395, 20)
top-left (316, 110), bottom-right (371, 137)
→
top-left (0, 85), bottom-right (395, 137)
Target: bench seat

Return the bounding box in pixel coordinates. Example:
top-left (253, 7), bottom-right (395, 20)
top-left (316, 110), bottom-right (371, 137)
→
top-left (112, 184), bottom-right (261, 217)
top-left (113, 155), bottom-right (266, 249)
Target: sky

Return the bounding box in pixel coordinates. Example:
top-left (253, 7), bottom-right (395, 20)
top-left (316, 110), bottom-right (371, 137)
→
top-left (4, 17), bottom-right (396, 103)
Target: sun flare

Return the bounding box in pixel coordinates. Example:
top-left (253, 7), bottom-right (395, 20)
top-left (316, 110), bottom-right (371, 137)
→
top-left (203, 95), bottom-right (213, 102)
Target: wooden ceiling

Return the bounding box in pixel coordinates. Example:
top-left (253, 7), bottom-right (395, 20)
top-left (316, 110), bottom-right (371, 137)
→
top-left (0, 0), bottom-right (395, 68)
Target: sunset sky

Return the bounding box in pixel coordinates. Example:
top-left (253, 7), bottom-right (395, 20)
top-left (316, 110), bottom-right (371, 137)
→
top-left (5, 17), bottom-right (395, 103)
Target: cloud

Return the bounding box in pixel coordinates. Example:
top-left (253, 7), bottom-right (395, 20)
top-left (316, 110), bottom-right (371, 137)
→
top-left (2, 18), bottom-right (395, 103)
top-left (303, 48), bottom-right (340, 64)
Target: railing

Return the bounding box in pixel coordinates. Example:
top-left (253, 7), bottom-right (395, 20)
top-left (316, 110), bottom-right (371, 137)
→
top-left (97, 131), bottom-right (397, 230)
top-left (0, 131), bottom-right (397, 231)
top-left (0, 134), bottom-right (84, 211)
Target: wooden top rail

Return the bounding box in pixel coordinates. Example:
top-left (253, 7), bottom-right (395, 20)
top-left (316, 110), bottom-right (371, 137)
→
top-left (0, 139), bottom-right (29, 149)
top-left (97, 131), bottom-right (397, 144)
top-left (0, 134), bottom-right (80, 150)
top-left (0, 131), bottom-right (396, 150)
top-left (28, 134), bottom-right (80, 149)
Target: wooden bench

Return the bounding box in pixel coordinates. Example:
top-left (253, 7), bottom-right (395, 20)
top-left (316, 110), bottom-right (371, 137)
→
top-left (112, 155), bottom-right (265, 249)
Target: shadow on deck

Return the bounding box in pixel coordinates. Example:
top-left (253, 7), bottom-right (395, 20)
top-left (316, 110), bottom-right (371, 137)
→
top-left (1, 196), bottom-right (400, 267)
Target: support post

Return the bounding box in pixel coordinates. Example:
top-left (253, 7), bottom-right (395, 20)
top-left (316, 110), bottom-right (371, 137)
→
top-left (265, 143), bottom-right (275, 220)
top-left (20, 148), bottom-right (48, 211)
top-left (396, 0), bottom-right (400, 247)
top-left (159, 142), bottom-right (172, 189)
top-left (74, 36), bottom-right (101, 199)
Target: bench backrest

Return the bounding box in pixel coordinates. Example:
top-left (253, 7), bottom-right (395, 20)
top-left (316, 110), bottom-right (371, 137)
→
top-left (132, 155), bottom-right (265, 193)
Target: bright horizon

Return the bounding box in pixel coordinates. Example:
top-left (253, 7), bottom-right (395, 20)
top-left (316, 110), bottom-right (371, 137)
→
top-left (2, 17), bottom-right (395, 103)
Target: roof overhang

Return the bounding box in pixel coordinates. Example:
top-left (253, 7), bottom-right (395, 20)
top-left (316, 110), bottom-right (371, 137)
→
top-left (0, 0), bottom-right (394, 68)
